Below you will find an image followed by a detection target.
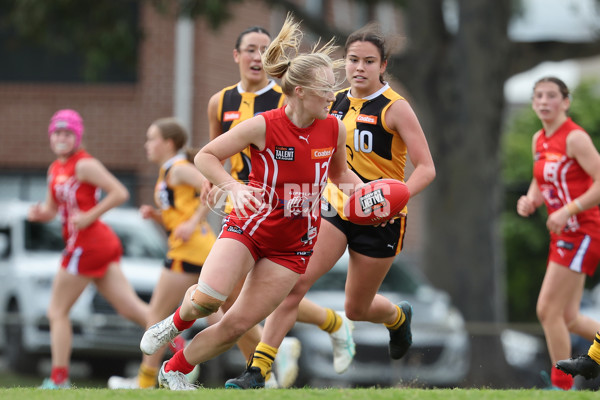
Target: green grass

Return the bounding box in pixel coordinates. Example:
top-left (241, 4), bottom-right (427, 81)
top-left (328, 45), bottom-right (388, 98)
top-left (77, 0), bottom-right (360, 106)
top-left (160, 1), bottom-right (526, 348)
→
top-left (0, 388), bottom-right (597, 400)
top-left (0, 371), bottom-right (106, 389)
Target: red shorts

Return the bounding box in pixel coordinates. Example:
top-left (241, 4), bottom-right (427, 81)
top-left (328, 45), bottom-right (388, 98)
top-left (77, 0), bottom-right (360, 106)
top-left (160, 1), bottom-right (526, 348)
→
top-left (61, 240), bottom-right (122, 278)
top-left (548, 231), bottom-right (600, 276)
top-left (219, 220), bottom-right (311, 274)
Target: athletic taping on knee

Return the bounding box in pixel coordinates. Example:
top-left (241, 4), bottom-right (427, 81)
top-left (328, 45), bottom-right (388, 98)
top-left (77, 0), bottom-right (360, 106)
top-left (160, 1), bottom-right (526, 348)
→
top-left (190, 279), bottom-right (227, 316)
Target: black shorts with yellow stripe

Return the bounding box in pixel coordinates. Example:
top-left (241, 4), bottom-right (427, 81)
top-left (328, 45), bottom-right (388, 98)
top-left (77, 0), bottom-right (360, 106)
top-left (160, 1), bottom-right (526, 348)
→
top-left (321, 201), bottom-right (406, 258)
top-left (163, 258), bottom-right (203, 273)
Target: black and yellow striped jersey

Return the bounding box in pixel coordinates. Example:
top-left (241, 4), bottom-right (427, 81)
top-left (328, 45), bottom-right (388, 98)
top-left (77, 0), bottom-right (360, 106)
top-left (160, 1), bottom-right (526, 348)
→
top-left (326, 83), bottom-right (408, 218)
top-left (217, 80), bottom-right (285, 182)
top-left (155, 155), bottom-right (215, 265)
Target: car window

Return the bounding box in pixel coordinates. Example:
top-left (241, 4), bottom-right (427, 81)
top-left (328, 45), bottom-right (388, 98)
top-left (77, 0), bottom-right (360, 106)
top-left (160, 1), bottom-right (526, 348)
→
top-left (310, 266), bottom-right (347, 291)
top-left (109, 220), bottom-right (166, 259)
top-left (0, 227), bottom-right (11, 258)
top-left (24, 217), bottom-right (167, 259)
top-left (309, 258), bottom-right (423, 295)
top-left (25, 220), bottom-right (64, 252)
top-left (380, 262), bottom-right (421, 295)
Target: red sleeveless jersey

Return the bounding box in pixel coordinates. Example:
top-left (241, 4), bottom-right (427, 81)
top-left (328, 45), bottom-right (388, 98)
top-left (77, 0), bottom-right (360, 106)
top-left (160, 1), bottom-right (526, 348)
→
top-left (534, 118), bottom-right (600, 235)
top-left (226, 106), bottom-right (339, 254)
top-left (48, 149), bottom-right (121, 259)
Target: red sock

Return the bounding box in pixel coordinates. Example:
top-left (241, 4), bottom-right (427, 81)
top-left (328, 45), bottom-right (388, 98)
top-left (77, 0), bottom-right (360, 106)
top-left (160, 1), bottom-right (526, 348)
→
top-left (551, 365), bottom-right (574, 390)
top-left (165, 349), bottom-right (195, 374)
top-left (50, 366), bottom-right (69, 384)
top-left (172, 306), bottom-right (195, 331)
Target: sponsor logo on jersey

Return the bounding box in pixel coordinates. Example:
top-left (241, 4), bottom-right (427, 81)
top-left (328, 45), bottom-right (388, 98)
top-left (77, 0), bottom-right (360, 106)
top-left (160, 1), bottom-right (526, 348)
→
top-left (275, 146), bottom-right (295, 161)
top-left (223, 111), bottom-right (241, 122)
top-left (296, 250), bottom-right (314, 256)
top-left (284, 188), bottom-right (321, 219)
top-left (544, 152), bottom-right (563, 162)
top-left (331, 110), bottom-right (345, 120)
top-left (226, 225), bottom-right (243, 234)
top-left (311, 147), bottom-right (334, 159)
top-left (556, 240), bottom-right (574, 250)
top-left (357, 114), bottom-right (377, 125)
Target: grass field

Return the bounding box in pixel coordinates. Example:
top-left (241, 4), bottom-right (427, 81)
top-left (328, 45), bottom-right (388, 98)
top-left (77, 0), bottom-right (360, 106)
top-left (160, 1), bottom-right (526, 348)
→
top-left (0, 360), bottom-right (596, 399)
top-left (0, 387), bottom-right (597, 400)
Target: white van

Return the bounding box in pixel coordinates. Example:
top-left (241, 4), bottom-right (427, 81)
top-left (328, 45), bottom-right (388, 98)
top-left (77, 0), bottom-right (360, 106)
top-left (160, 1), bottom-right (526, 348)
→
top-left (0, 201), bottom-right (166, 377)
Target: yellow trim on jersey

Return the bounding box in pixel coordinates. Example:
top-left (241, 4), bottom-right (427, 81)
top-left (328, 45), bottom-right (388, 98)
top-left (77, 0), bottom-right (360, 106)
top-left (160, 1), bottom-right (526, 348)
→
top-left (156, 157), bottom-right (215, 265)
top-left (327, 85), bottom-right (408, 220)
top-left (166, 221), bottom-right (215, 266)
top-left (218, 81), bottom-right (285, 214)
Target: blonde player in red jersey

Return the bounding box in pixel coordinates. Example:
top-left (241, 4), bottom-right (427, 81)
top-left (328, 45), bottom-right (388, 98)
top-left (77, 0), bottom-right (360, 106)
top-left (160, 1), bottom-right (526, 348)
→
top-left (207, 26), bottom-right (356, 387)
top-left (226, 23), bottom-right (436, 389)
top-left (29, 109), bottom-right (150, 389)
top-left (138, 14), bottom-right (364, 390)
top-left (516, 77), bottom-right (600, 390)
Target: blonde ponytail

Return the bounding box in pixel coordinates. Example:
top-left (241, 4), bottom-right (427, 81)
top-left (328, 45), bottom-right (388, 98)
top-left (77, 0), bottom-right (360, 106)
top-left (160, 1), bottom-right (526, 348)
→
top-left (262, 13), bottom-right (344, 97)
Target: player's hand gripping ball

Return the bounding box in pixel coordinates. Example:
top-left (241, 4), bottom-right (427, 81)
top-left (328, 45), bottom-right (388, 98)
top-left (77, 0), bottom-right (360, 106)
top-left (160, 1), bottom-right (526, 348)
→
top-left (343, 179), bottom-right (410, 225)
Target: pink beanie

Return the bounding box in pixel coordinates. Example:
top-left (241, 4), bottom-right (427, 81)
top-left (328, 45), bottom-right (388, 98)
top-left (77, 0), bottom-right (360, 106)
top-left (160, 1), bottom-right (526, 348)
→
top-left (48, 109), bottom-right (84, 147)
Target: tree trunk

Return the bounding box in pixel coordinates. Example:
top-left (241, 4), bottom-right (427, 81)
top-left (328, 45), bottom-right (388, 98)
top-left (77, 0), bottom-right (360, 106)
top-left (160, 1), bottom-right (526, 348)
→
top-left (393, 0), bottom-right (513, 386)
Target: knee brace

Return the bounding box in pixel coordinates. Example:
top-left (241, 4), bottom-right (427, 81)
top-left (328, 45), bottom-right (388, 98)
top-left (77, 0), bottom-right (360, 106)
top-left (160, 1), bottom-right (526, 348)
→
top-left (190, 280), bottom-right (227, 316)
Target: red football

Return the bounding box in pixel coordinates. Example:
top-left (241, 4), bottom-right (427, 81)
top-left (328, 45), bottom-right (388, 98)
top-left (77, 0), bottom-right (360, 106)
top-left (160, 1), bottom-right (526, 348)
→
top-left (343, 179), bottom-right (410, 225)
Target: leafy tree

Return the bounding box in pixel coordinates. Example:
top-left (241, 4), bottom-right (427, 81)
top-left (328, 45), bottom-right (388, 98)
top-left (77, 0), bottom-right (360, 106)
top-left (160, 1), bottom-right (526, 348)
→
top-left (149, 0), bottom-right (244, 29)
top-left (0, 0), bottom-right (141, 82)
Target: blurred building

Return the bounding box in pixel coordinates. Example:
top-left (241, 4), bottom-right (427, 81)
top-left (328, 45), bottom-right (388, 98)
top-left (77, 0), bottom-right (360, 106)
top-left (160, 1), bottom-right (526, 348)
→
top-left (0, 0), bottom-right (405, 204)
top-left (0, 2), bottom-right (276, 205)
